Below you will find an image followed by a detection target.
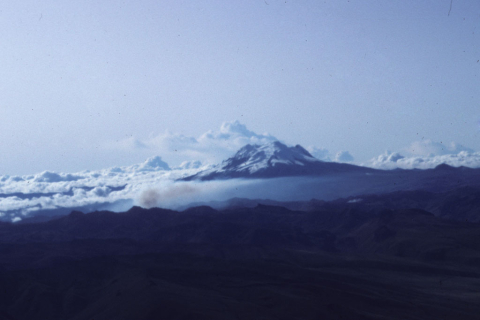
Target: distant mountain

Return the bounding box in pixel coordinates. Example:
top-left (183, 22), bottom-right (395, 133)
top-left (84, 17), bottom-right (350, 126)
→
top-left (182, 141), bottom-right (374, 180)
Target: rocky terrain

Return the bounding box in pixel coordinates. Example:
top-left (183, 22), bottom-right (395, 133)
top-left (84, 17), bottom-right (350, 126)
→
top-left (0, 188), bottom-right (479, 319)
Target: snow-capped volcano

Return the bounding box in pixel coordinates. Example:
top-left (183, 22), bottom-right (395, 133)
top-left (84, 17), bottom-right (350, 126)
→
top-left (182, 141), bottom-right (373, 180)
top-left (222, 141), bottom-right (319, 173)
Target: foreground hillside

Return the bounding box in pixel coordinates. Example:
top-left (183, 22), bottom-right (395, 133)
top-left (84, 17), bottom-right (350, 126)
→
top-left (0, 191), bottom-right (479, 320)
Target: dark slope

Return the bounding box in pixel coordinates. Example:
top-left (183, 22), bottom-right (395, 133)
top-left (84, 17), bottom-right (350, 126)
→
top-left (1, 250), bottom-right (479, 320)
top-left (338, 185), bottom-right (480, 222)
top-left (179, 186), bottom-right (480, 222)
top-left (0, 199), bottom-right (480, 319)
top-left (2, 202), bottom-right (479, 259)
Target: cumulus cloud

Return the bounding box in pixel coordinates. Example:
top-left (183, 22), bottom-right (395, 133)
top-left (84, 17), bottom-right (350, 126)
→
top-left (368, 140), bottom-right (480, 169)
top-left (406, 139), bottom-right (474, 157)
top-left (334, 151), bottom-right (354, 163)
top-left (307, 146), bottom-right (356, 163)
top-left (106, 120), bottom-right (353, 168)
top-left (136, 156), bottom-right (171, 171)
top-left (115, 136), bottom-right (148, 151)
top-left (107, 120), bottom-right (278, 167)
top-left (198, 121), bottom-right (276, 142)
top-left (175, 160), bottom-right (204, 170)
top-left (0, 155), bottom-right (199, 221)
top-left (0, 156), bottom-right (263, 221)
top-left (33, 171), bottom-right (84, 183)
top-left (306, 146), bottom-right (331, 161)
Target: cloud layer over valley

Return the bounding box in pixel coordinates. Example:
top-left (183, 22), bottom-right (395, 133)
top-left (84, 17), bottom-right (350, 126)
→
top-left (367, 139), bottom-right (480, 170)
top-left (1, 122), bottom-right (479, 223)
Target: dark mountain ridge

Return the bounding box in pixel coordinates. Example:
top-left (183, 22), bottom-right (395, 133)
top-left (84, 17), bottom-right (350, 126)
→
top-left (1, 194), bottom-right (479, 261)
top-left (1, 187), bottom-right (480, 319)
top-left (179, 185), bottom-right (480, 222)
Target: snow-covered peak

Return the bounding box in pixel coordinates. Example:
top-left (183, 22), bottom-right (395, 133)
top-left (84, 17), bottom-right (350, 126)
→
top-left (221, 141), bottom-right (319, 174)
top-left (180, 140), bottom-right (375, 181)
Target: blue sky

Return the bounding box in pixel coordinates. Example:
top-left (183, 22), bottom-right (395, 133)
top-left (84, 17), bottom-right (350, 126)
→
top-left (1, 0), bottom-right (479, 175)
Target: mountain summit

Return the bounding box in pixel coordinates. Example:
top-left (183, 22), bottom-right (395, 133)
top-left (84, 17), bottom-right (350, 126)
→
top-left (182, 141), bottom-right (372, 180)
top-left (221, 141), bottom-right (319, 173)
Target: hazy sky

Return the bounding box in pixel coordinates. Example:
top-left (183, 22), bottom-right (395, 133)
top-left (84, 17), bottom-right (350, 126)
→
top-left (1, 0), bottom-right (479, 175)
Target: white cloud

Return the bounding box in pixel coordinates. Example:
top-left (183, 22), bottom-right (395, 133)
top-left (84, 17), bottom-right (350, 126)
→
top-left (136, 156), bottom-right (171, 171)
top-left (175, 160), bottom-right (204, 170)
top-left (199, 121), bottom-right (276, 142)
top-left (334, 151), bottom-right (354, 163)
top-left (306, 146), bottom-right (331, 161)
top-left (306, 146), bottom-right (356, 163)
top-left (33, 171), bottom-right (84, 183)
top-left (114, 136), bottom-right (149, 151)
top-left (405, 139), bottom-right (474, 157)
top-left (107, 120), bottom-right (279, 167)
top-left (0, 156), bottom-right (200, 220)
top-left (103, 120), bottom-right (354, 169)
top-left (368, 140), bottom-right (480, 170)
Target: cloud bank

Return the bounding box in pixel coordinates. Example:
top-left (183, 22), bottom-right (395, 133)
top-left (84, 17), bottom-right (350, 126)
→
top-left (1, 121), bottom-right (479, 223)
top-left (406, 139), bottom-right (474, 157)
top-left (108, 120), bottom-right (279, 167)
top-left (0, 156), bottom-right (193, 222)
top-left (367, 140), bottom-right (480, 170)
